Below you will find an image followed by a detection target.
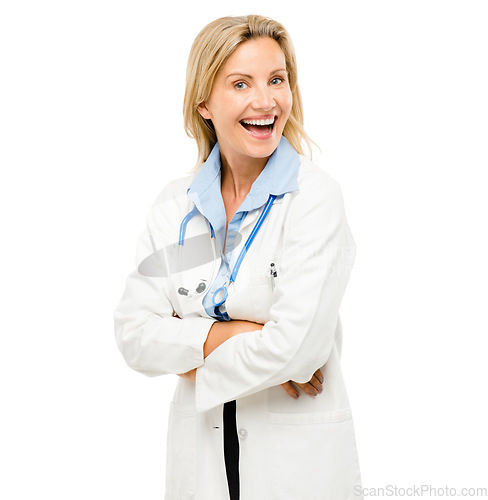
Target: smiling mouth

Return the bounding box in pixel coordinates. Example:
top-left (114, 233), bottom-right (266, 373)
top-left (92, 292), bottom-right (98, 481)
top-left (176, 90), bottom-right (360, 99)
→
top-left (239, 116), bottom-right (277, 135)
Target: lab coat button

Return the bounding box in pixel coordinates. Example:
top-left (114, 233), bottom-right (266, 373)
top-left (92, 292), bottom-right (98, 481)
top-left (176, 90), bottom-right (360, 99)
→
top-left (238, 428), bottom-right (248, 439)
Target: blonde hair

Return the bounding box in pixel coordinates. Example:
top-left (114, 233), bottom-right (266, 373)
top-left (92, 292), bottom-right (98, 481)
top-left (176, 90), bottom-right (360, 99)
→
top-left (183, 14), bottom-right (317, 169)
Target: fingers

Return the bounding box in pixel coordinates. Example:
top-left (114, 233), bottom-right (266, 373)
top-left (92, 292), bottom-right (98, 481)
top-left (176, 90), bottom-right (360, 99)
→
top-left (280, 381), bottom-right (299, 399)
top-left (280, 369), bottom-right (325, 399)
top-left (307, 368), bottom-right (324, 394)
top-left (294, 368), bottom-right (325, 397)
top-left (296, 379), bottom-right (322, 397)
top-left (309, 369), bottom-right (324, 391)
top-left (314, 368), bottom-right (324, 385)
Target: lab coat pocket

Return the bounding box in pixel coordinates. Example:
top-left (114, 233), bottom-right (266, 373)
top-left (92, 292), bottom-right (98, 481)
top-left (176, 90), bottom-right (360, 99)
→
top-left (267, 409), bottom-right (363, 500)
top-left (248, 258), bottom-right (278, 324)
top-left (249, 279), bottom-right (273, 324)
top-left (165, 402), bottom-right (197, 499)
top-left (169, 258), bottom-right (218, 319)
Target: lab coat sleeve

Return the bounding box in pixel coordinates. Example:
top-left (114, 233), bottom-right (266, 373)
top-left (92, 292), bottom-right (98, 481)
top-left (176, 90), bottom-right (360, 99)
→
top-left (194, 176), bottom-right (356, 413)
top-left (114, 189), bottom-right (218, 376)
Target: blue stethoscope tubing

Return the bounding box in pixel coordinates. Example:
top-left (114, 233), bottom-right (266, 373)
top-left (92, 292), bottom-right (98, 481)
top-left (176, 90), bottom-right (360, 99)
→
top-left (178, 194), bottom-right (277, 307)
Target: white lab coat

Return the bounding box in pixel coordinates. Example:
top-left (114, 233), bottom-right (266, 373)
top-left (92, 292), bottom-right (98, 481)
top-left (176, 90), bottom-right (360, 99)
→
top-left (114, 154), bottom-right (363, 499)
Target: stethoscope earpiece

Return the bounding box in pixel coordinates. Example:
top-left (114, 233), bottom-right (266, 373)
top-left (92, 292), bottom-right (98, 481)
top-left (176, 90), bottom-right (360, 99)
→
top-left (178, 282), bottom-right (207, 297)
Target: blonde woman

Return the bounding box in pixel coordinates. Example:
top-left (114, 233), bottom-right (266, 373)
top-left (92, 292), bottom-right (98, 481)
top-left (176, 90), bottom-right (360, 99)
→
top-left (114, 14), bottom-right (363, 500)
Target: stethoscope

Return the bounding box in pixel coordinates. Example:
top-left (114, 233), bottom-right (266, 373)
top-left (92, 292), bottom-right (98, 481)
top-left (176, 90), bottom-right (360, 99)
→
top-left (177, 194), bottom-right (277, 307)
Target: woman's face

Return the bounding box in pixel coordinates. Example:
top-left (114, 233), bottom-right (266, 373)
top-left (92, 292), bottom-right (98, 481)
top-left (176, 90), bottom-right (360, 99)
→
top-left (197, 37), bottom-right (293, 167)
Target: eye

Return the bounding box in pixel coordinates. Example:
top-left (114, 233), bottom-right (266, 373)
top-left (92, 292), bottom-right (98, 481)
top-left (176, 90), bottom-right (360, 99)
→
top-left (270, 77), bottom-right (284, 85)
top-left (235, 82), bottom-right (248, 90)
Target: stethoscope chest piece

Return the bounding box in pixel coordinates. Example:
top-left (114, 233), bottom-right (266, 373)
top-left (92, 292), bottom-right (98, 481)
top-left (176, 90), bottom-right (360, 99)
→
top-left (212, 284), bottom-right (228, 307)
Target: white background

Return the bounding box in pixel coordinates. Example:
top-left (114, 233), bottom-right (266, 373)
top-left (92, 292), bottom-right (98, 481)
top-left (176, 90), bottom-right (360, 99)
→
top-left (1, 1), bottom-right (487, 498)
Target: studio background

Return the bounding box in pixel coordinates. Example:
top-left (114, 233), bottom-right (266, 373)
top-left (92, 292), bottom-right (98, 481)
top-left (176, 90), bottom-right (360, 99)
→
top-left (1, 1), bottom-right (487, 498)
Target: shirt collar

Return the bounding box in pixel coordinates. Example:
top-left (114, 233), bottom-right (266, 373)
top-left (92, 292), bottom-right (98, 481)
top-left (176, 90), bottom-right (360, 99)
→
top-left (186, 135), bottom-right (300, 227)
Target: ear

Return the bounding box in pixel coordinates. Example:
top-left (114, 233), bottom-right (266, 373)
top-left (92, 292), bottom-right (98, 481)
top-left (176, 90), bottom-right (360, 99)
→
top-left (197, 102), bottom-right (212, 120)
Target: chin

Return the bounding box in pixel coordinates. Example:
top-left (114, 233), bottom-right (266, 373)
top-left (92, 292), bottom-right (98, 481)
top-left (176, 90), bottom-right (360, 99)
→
top-left (245, 136), bottom-right (281, 156)
top-left (243, 145), bottom-right (278, 160)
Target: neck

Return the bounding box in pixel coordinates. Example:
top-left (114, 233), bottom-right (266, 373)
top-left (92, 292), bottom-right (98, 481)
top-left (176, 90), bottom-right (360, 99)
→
top-left (220, 152), bottom-right (269, 200)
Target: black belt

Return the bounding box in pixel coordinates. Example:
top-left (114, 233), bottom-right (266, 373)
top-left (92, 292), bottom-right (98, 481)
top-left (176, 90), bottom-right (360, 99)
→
top-left (223, 400), bottom-right (240, 499)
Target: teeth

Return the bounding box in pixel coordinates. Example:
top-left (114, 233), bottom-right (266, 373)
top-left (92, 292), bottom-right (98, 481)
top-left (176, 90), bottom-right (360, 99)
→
top-left (241, 117), bottom-right (275, 126)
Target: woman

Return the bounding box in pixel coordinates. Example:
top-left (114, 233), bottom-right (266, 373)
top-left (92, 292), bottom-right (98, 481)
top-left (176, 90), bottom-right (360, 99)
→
top-left (114, 14), bottom-right (363, 500)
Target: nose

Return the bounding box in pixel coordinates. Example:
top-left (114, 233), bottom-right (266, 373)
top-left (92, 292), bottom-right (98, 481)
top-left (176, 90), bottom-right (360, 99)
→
top-left (251, 84), bottom-right (275, 111)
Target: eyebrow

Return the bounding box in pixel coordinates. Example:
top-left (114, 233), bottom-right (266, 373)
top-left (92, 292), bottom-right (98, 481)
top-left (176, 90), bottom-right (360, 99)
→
top-left (226, 68), bottom-right (287, 80)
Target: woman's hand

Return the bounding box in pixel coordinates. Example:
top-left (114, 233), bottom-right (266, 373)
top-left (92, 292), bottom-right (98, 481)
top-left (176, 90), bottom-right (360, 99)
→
top-left (175, 317), bottom-right (325, 397)
top-left (280, 368), bottom-right (324, 399)
top-left (178, 367), bottom-right (325, 393)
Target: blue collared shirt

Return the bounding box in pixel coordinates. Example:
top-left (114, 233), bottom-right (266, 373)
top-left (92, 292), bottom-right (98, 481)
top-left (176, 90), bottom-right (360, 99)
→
top-left (186, 135), bottom-right (300, 321)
